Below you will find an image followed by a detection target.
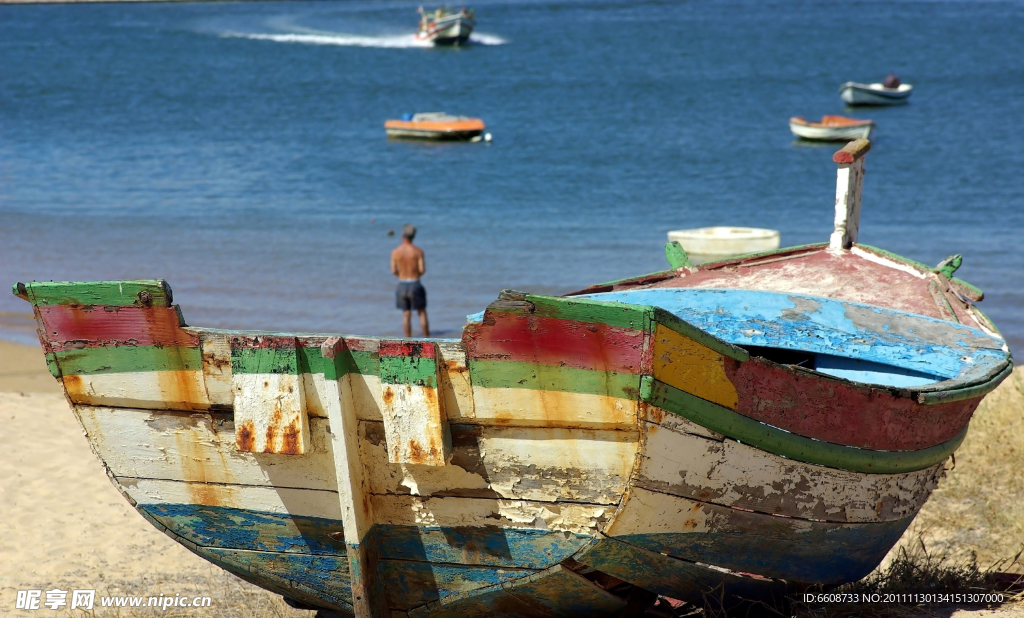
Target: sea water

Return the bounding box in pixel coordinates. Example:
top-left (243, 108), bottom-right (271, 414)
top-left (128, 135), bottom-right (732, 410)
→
top-left (1, 0), bottom-right (1022, 352)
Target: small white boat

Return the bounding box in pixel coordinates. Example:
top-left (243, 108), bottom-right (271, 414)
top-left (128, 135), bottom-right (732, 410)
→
top-left (416, 6), bottom-right (475, 46)
top-left (789, 115), bottom-right (874, 141)
top-left (839, 82), bottom-right (913, 106)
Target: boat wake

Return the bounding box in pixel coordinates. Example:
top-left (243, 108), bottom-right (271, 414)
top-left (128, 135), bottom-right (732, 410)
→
top-left (221, 31), bottom-right (507, 48)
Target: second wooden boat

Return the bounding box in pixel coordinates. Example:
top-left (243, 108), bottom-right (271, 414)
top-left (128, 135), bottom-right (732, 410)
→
top-left (790, 115), bottom-right (874, 141)
top-left (14, 140), bottom-right (1011, 616)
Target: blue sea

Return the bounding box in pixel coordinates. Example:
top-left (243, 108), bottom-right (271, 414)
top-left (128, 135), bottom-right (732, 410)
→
top-left (1, 0), bottom-right (1022, 352)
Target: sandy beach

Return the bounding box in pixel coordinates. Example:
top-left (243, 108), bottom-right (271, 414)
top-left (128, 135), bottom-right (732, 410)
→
top-left (1, 331), bottom-right (1021, 616)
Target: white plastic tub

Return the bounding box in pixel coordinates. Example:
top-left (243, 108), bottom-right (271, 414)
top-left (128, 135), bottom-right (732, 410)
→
top-left (667, 227), bottom-right (780, 260)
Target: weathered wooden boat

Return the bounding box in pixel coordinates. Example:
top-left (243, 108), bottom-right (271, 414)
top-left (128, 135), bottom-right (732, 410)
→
top-left (839, 81), bottom-right (913, 106)
top-left (15, 140), bottom-right (1012, 617)
top-left (416, 6), bottom-right (475, 46)
top-left (385, 112), bottom-right (486, 141)
top-left (790, 115), bottom-right (874, 141)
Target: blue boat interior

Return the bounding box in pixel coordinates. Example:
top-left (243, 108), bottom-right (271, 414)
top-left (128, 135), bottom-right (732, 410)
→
top-left (466, 288), bottom-right (1008, 389)
top-left (581, 288), bottom-right (1007, 388)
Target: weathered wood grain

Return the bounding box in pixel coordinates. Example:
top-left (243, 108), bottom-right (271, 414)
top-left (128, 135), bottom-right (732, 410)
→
top-left (637, 416), bottom-right (944, 523)
top-left (370, 494), bottom-right (615, 536)
top-left (115, 477), bottom-right (342, 519)
top-left (380, 341), bottom-right (451, 467)
top-left (605, 487), bottom-right (911, 583)
top-left (140, 503), bottom-right (347, 555)
top-left (359, 421), bottom-right (638, 504)
top-left (376, 525), bottom-right (590, 570)
top-left (38, 304), bottom-right (194, 349)
top-left (196, 546), bottom-right (354, 611)
top-left (469, 382), bottom-right (638, 430)
top-left (17, 280), bottom-right (173, 307)
top-left (642, 377), bottom-right (966, 473)
top-left (231, 335), bottom-right (309, 455)
top-left (576, 535), bottom-right (790, 606)
top-left (75, 406), bottom-right (337, 490)
top-left (63, 369), bottom-right (212, 411)
top-left (407, 564), bottom-right (626, 618)
top-left (381, 560), bottom-right (536, 611)
top-left (651, 323), bottom-right (738, 409)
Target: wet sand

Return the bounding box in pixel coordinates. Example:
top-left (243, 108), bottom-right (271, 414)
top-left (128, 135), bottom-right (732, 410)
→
top-left (0, 337), bottom-right (1020, 616)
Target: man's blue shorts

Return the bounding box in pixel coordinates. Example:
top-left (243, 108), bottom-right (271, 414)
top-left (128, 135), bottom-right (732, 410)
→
top-left (396, 281), bottom-right (427, 311)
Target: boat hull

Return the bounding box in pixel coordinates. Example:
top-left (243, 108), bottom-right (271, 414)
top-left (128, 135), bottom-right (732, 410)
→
top-left (790, 120), bottom-right (873, 141)
top-left (840, 82), bottom-right (913, 106)
top-left (14, 269), bottom-right (1011, 615)
top-left (417, 16), bottom-right (474, 46)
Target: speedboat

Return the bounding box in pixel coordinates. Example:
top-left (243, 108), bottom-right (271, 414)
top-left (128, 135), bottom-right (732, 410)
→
top-left (840, 81), bottom-right (913, 106)
top-left (384, 112), bottom-right (486, 141)
top-left (416, 6), bottom-right (475, 46)
top-left (790, 115), bottom-right (874, 141)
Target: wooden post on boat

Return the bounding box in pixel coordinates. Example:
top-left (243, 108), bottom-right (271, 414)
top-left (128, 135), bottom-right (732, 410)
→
top-left (829, 138), bottom-right (871, 251)
top-left (321, 337), bottom-right (385, 618)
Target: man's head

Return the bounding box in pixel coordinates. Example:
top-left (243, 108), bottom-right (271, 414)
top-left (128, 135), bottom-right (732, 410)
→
top-left (402, 224), bottom-right (417, 241)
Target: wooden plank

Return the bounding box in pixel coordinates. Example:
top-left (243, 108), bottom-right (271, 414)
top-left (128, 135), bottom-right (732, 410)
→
top-left (478, 294), bottom-right (650, 330)
top-left (371, 495), bottom-right (615, 536)
top-left (576, 535), bottom-right (789, 607)
top-left (726, 357), bottom-right (983, 450)
top-left (116, 477), bottom-right (342, 519)
top-left (464, 312), bottom-right (645, 374)
top-left (360, 422), bottom-right (638, 504)
top-left (379, 341), bottom-right (451, 467)
top-left (139, 503), bottom-right (346, 555)
top-left (19, 279), bottom-right (173, 307)
top-left (196, 546), bottom-right (354, 612)
top-left (408, 564), bottom-right (626, 618)
top-left (651, 323), bottom-right (738, 409)
top-left (322, 337), bottom-right (387, 618)
top-left (200, 332), bottom-right (234, 406)
top-left (641, 377), bottom-right (966, 474)
top-left (75, 406), bottom-right (338, 490)
top-left (918, 362), bottom-right (1014, 405)
top-left (231, 335), bottom-right (309, 455)
top-left (437, 340), bottom-right (475, 421)
top-left (637, 416), bottom-right (944, 523)
top-left (468, 385), bottom-right (637, 430)
top-left (376, 525), bottom-right (590, 570)
top-left (604, 487), bottom-right (911, 584)
top-left (63, 370), bottom-right (212, 411)
top-left (54, 345), bottom-right (203, 375)
top-left (381, 560), bottom-right (535, 611)
top-left (38, 304), bottom-right (195, 349)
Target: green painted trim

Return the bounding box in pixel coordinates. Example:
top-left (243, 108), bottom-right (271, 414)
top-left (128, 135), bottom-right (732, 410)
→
top-left (19, 280), bottom-right (172, 307)
top-left (380, 355), bottom-right (438, 388)
top-left (918, 362), bottom-right (1013, 406)
top-left (652, 308), bottom-right (749, 362)
top-left (971, 306), bottom-right (1003, 337)
top-left (470, 359), bottom-right (641, 399)
top-left (520, 295), bottom-right (650, 330)
top-left (933, 254), bottom-right (962, 278)
top-left (324, 349), bottom-right (379, 380)
top-left (44, 352), bottom-right (62, 379)
top-left (640, 376), bottom-right (964, 474)
top-left (54, 345), bottom-right (202, 375)
top-left (231, 347), bottom-right (300, 375)
top-left (297, 347), bottom-right (326, 375)
top-left (664, 242), bottom-right (692, 269)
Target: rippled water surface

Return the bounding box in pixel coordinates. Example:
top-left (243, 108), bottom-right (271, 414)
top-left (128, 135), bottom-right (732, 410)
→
top-left (1, 0), bottom-right (1022, 350)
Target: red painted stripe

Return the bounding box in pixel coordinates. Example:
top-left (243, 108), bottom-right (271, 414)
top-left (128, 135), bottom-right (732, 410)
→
top-left (725, 359), bottom-right (980, 451)
top-left (379, 341), bottom-right (436, 359)
top-left (39, 305), bottom-right (198, 350)
top-left (465, 312), bottom-right (645, 374)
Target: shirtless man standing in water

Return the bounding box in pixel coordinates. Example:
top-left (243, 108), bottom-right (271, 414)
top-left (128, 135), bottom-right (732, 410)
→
top-left (391, 224), bottom-right (430, 337)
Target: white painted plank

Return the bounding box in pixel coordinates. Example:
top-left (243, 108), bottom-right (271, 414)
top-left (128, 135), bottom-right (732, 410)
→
top-left (469, 387), bottom-right (637, 429)
top-left (75, 406), bottom-right (337, 490)
top-left (638, 420), bottom-right (943, 523)
top-left (118, 477), bottom-right (342, 520)
top-left (233, 372), bottom-right (310, 455)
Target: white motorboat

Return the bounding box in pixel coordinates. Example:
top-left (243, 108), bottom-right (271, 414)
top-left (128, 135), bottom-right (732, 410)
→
top-left (839, 82), bottom-right (913, 106)
top-left (416, 6), bottom-right (475, 46)
top-left (789, 115), bottom-right (874, 141)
